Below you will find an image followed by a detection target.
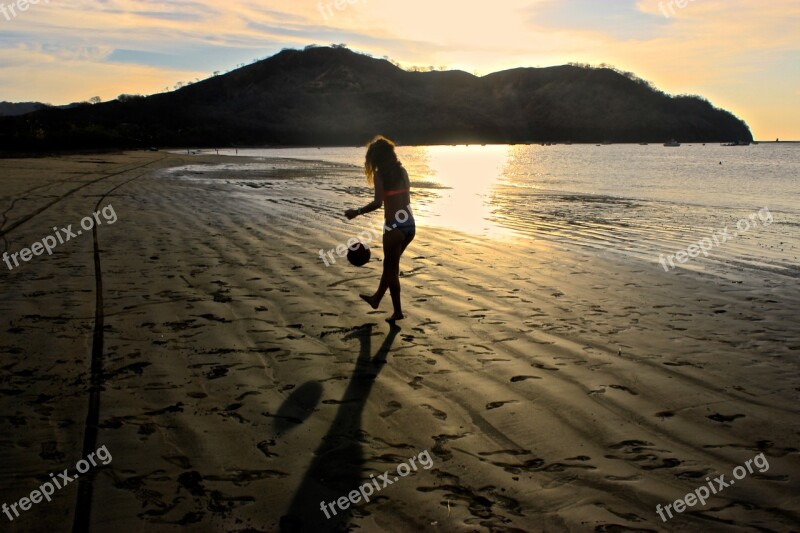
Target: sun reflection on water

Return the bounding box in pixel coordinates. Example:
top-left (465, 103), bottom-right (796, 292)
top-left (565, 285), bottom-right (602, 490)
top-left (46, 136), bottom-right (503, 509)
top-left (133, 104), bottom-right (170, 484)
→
top-left (399, 145), bottom-right (518, 238)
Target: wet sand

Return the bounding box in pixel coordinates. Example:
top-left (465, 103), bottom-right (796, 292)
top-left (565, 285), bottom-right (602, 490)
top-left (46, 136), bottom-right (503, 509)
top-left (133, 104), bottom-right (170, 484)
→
top-left (1, 151), bottom-right (798, 532)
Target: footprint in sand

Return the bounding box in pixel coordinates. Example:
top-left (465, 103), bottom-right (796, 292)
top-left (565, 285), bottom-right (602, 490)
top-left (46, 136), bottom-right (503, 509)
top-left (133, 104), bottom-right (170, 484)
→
top-left (704, 440), bottom-right (798, 457)
top-left (421, 404), bottom-right (447, 420)
top-left (606, 440), bottom-right (682, 471)
top-left (676, 468), bottom-right (713, 480)
top-left (408, 376), bottom-right (424, 390)
top-left (541, 461), bottom-right (597, 472)
top-left (607, 384), bottom-right (638, 395)
top-left (379, 401), bottom-right (402, 418)
top-left (138, 423), bottom-right (157, 436)
top-left (40, 441), bottom-right (65, 462)
top-left (206, 365), bottom-right (232, 380)
top-left (417, 475), bottom-right (523, 524)
top-left (510, 376), bottom-right (541, 383)
top-left (235, 391), bottom-right (261, 401)
top-left (196, 313), bottom-right (232, 323)
top-left (481, 456), bottom-right (545, 474)
top-left (595, 502), bottom-right (646, 524)
top-left (486, 401), bottom-right (519, 410)
top-left (478, 449), bottom-right (533, 457)
top-left (163, 455), bottom-right (193, 469)
top-left (663, 360), bottom-right (703, 369)
top-left (257, 439), bottom-right (278, 458)
top-left (432, 433), bottom-right (469, 460)
top-left (707, 413), bottom-right (746, 423)
top-left (605, 474), bottom-right (641, 481)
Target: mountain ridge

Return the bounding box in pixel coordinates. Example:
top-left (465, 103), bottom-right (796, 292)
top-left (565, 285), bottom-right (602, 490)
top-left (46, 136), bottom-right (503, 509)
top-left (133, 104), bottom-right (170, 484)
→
top-left (0, 46), bottom-right (753, 151)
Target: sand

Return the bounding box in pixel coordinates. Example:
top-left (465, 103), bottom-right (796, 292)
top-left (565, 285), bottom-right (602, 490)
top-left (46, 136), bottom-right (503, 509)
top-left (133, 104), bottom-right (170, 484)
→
top-left (0, 151), bottom-right (798, 532)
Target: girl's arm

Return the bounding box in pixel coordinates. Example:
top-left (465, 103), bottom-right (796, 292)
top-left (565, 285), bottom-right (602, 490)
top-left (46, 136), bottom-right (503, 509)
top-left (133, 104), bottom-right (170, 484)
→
top-left (345, 172), bottom-right (384, 219)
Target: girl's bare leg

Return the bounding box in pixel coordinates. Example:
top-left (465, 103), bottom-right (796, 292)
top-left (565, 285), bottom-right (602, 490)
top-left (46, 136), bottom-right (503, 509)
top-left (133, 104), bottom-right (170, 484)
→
top-left (387, 272), bottom-right (403, 320)
top-left (361, 230), bottom-right (404, 313)
top-left (387, 231), bottom-right (415, 321)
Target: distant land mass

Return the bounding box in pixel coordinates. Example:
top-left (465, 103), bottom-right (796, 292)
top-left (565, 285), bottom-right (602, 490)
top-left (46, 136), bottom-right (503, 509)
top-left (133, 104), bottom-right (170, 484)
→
top-left (0, 46), bottom-right (753, 152)
top-left (0, 101), bottom-right (49, 117)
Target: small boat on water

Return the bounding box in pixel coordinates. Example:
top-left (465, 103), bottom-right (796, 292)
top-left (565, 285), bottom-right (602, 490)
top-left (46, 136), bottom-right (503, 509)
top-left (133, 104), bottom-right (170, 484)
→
top-left (639, 142), bottom-right (649, 145)
top-left (664, 139), bottom-right (681, 147)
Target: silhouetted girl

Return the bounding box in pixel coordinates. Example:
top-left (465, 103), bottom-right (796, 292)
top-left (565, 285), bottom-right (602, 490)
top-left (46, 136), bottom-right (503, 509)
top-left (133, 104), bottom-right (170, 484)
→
top-left (345, 136), bottom-right (415, 322)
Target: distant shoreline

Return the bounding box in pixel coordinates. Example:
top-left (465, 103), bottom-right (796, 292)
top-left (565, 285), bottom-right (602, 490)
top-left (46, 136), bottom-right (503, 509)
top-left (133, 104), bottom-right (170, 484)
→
top-left (3, 141), bottom-right (799, 159)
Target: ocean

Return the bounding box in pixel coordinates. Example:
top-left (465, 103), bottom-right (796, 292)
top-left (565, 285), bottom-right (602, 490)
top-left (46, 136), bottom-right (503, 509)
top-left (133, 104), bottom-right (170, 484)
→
top-left (168, 144), bottom-right (800, 280)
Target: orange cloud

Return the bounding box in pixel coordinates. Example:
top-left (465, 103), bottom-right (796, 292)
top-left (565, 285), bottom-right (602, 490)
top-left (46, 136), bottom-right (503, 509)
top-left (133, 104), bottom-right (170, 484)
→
top-left (0, 0), bottom-right (796, 138)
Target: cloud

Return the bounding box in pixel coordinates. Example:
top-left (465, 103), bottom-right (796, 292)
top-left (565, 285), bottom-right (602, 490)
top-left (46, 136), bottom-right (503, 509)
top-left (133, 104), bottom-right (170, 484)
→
top-left (0, 0), bottom-right (796, 137)
top-left (525, 0), bottom-right (667, 39)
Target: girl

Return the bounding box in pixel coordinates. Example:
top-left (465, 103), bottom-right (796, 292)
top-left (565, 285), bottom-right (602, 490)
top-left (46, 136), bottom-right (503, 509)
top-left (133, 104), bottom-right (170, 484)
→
top-left (345, 136), bottom-right (415, 323)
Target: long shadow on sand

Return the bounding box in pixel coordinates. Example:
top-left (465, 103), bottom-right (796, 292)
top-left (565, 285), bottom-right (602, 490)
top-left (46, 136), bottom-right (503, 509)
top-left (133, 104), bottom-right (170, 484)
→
top-left (280, 323), bottom-right (400, 532)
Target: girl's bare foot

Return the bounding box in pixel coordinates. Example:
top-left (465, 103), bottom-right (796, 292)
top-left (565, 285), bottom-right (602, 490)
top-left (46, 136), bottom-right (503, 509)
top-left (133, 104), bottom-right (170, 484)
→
top-left (360, 294), bottom-right (379, 310)
top-left (386, 312), bottom-right (404, 323)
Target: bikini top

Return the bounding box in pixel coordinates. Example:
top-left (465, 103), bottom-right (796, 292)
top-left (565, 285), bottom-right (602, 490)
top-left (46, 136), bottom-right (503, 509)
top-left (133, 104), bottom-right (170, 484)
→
top-left (384, 188), bottom-right (409, 197)
top-left (382, 166), bottom-right (410, 198)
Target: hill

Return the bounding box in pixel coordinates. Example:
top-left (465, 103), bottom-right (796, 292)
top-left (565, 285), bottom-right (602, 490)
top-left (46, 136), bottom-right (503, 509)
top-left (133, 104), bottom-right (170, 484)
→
top-left (0, 46), bottom-right (753, 151)
top-left (0, 101), bottom-right (49, 117)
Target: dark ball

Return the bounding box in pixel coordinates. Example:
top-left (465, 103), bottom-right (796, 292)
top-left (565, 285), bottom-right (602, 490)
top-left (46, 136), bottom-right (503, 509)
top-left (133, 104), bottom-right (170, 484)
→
top-left (347, 242), bottom-right (371, 267)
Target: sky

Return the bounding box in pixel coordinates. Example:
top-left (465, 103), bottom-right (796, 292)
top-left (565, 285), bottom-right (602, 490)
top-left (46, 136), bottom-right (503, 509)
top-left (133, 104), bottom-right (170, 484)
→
top-left (0, 0), bottom-right (797, 139)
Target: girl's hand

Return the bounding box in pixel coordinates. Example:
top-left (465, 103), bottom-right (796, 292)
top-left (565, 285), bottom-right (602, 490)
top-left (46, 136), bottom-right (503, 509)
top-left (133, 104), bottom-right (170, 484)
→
top-left (345, 209), bottom-right (359, 220)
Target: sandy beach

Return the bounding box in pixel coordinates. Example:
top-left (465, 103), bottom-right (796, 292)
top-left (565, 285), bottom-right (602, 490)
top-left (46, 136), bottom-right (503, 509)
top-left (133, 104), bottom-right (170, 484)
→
top-left (1, 151), bottom-right (799, 532)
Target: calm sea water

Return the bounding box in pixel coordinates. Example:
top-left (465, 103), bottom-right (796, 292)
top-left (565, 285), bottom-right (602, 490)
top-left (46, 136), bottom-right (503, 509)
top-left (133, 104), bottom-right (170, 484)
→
top-left (174, 144), bottom-right (800, 279)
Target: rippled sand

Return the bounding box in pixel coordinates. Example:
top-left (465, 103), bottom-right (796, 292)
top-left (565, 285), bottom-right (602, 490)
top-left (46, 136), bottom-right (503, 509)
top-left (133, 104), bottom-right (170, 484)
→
top-left (1, 152), bottom-right (798, 532)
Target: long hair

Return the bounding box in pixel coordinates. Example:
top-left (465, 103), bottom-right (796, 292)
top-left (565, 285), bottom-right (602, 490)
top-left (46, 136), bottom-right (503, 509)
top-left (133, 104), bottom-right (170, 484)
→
top-left (364, 135), bottom-right (401, 187)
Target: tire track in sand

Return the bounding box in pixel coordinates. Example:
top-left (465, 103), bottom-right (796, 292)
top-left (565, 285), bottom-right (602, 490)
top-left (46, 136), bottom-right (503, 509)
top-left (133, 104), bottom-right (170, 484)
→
top-left (65, 159), bottom-right (167, 533)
